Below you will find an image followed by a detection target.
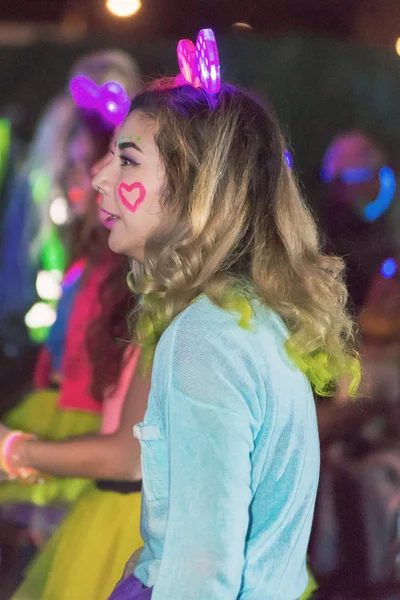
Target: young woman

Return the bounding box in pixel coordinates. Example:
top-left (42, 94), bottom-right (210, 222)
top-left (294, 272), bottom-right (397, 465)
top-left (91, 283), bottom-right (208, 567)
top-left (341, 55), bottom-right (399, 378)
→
top-left (0, 287), bottom-right (148, 599)
top-left (0, 49), bottom-right (140, 511)
top-left (93, 36), bottom-right (359, 600)
top-left (0, 49), bottom-right (140, 345)
top-left (0, 113), bottom-right (148, 599)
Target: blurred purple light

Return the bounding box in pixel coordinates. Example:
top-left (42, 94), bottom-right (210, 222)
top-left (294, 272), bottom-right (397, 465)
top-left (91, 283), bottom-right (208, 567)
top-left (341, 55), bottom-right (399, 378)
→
top-left (70, 76), bottom-right (130, 127)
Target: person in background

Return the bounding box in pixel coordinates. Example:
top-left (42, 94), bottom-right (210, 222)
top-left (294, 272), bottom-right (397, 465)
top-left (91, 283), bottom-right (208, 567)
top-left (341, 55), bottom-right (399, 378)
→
top-left (0, 108), bottom-right (126, 510)
top-left (0, 270), bottom-right (148, 600)
top-left (0, 48), bottom-right (141, 505)
top-left (356, 256), bottom-right (400, 434)
top-left (0, 54), bottom-right (144, 598)
top-left (0, 49), bottom-right (140, 355)
top-left (0, 74), bottom-right (149, 599)
top-left (321, 131), bottom-right (397, 313)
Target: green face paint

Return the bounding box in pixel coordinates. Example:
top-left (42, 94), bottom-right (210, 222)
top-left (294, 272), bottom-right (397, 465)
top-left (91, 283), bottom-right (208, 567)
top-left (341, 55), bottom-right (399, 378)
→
top-left (117, 135), bottom-right (141, 145)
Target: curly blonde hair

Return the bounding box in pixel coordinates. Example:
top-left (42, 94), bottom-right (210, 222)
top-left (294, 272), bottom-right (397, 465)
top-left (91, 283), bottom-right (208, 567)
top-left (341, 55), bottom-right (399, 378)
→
top-left (128, 81), bottom-right (360, 396)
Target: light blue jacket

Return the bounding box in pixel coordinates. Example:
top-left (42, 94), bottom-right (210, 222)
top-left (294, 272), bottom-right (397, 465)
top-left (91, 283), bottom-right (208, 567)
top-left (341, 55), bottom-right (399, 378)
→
top-left (134, 295), bottom-right (320, 600)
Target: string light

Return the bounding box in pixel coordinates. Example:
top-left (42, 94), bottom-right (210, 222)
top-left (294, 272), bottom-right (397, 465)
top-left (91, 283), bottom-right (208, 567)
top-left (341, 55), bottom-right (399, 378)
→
top-left (106, 0), bottom-right (141, 18)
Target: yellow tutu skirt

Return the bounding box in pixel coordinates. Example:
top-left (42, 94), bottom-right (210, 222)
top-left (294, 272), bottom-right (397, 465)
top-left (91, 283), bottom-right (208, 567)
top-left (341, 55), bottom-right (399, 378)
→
top-left (12, 482), bottom-right (315, 600)
top-left (0, 389), bottom-right (101, 505)
top-left (301, 568), bottom-right (318, 599)
top-left (13, 487), bottom-right (143, 600)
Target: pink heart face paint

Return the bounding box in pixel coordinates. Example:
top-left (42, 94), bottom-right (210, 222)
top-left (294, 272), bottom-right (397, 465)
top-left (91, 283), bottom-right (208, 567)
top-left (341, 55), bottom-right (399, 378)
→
top-left (118, 182), bottom-right (147, 213)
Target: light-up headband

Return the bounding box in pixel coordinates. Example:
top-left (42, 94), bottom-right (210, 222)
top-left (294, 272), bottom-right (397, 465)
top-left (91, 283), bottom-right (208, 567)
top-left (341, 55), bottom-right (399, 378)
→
top-left (177, 30), bottom-right (293, 170)
top-left (69, 76), bottom-right (131, 127)
top-left (177, 28), bottom-right (221, 94)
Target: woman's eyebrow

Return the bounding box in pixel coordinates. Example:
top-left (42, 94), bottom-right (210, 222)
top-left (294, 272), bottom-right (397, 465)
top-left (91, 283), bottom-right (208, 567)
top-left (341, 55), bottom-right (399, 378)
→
top-left (117, 141), bottom-right (143, 154)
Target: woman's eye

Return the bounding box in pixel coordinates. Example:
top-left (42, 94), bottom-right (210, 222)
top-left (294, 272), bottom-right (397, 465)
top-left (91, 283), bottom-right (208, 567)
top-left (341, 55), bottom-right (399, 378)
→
top-left (119, 155), bottom-right (138, 167)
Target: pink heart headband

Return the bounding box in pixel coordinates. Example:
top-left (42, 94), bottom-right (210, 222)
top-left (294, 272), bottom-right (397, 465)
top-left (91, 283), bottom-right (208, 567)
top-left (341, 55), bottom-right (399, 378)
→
top-left (177, 31), bottom-right (293, 168)
top-left (69, 76), bottom-right (131, 127)
top-left (177, 28), bottom-right (221, 94)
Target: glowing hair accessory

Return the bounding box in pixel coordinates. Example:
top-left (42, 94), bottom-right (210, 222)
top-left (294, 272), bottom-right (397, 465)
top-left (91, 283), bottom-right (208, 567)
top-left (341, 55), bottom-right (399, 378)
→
top-left (69, 76), bottom-right (130, 127)
top-left (177, 28), bottom-right (221, 94)
top-left (284, 151), bottom-right (293, 169)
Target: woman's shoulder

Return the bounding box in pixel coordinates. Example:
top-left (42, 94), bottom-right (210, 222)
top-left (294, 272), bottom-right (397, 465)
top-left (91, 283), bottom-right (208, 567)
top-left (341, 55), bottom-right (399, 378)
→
top-left (168, 294), bottom-right (286, 344)
top-left (156, 294), bottom-right (289, 378)
top-left (151, 296), bottom-right (307, 425)
top-left (162, 295), bottom-right (247, 349)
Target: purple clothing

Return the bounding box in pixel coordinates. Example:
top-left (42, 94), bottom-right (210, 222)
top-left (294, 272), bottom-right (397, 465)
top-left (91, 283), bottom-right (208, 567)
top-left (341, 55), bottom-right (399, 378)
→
top-left (108, 575), bottom-right (152, 599)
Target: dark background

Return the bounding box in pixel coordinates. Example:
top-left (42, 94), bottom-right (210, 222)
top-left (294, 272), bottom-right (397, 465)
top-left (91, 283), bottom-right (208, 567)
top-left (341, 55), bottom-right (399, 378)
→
top-left (1, 0), bottom-right (400, 45)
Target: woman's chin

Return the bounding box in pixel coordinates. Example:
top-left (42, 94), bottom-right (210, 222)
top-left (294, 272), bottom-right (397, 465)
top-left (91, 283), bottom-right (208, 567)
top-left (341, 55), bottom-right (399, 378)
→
top-left (107, 229), bottom-right (126, 256)
top-left (107, 230), bottom-right (141, 261)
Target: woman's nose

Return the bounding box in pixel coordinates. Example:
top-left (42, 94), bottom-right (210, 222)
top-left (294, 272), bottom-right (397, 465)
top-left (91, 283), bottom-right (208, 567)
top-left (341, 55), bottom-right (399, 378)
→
top-left (92, 166), bottom-right (108, 195)
top-left (91, 150), bottom-right (115, 194)
top-left (91, 153), bottom-right (111, 178)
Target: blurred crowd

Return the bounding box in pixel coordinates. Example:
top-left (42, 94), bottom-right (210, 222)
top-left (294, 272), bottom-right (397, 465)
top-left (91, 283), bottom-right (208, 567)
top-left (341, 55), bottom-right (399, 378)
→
top-left (0, 46), bottom-right (399, 600)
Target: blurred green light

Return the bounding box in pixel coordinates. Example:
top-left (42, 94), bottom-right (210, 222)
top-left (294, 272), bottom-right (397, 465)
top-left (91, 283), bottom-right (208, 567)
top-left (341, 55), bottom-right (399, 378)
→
top-left (0, 119), bottom-right (11, 192)
top-left (41, 228), bottom-right (67, 273)
top-left (29, 168), bottom-right (51, 204)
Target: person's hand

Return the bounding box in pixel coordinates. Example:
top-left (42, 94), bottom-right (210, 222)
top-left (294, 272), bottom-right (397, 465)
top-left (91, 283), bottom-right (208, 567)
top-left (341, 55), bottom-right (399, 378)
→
top-left (0, 423), bottom-right (12, 480)
top-left (50, 370), bottom-right (64, 386)
top-left (116, 547), bottom-right (143, 585)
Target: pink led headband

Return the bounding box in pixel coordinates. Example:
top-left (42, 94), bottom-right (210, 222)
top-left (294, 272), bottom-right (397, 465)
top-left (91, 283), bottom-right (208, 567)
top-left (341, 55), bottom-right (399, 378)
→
top-left (69, 76), bottom-right (131, 127)
top-left (177, 28), bottom-right (221, 94)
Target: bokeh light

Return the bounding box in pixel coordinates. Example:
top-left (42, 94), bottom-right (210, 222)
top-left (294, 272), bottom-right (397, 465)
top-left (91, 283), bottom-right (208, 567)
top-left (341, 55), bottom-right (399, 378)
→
top-left (106, 0), bottom-right (141, 18)
top-left (25, 302), bottom-right (57, 329)
top-left (381, 257), bottom-right (397, 279)
top-left (363, 166), bottom-right (396, 222)
top-left (41, 230), bottom-right (67, 273)
top-left (50, 196), bottom-right (69, 225)
top-left (36, 270), bottom-right (62, 301)
top-left (0, 119), bottom-right (11, 191)
top-left (232, 22), bottom-right (253, 30)
top-left (30, 169), bottom-right (51, 204)
top-left (396, 38), bottom-right (400, 56)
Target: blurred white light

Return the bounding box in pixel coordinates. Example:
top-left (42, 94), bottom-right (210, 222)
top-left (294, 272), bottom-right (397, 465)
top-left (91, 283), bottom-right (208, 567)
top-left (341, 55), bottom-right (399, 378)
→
top-left (25, 302), bottom-right (56, 329)
top-left (50, 196), bottom-right (69, 225)
top-left (51, 269), bottom-right (63, 283)
top-left (106, 0), bottom-right (141, 18)
top-left (107, 101), bottom-right (117, 112)
top-left (36, 270), bottom-right (62, 301)
top-left (396, 38), bottom-right (400, 56)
